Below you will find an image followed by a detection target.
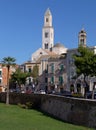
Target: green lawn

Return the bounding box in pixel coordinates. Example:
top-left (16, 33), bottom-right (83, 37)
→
top-left (0, 103), bottom-right (93, 130)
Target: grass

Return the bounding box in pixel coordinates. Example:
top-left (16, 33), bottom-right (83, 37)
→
top-left (0, 103), bottom-right (94, 130)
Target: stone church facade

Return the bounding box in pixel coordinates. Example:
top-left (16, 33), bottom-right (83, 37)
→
top-left (31, 8), bottom-right (67, 62)
top-left (22, 8), bottom-right (96, 95)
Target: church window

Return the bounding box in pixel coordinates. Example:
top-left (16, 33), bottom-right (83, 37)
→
top-left (81, 35), bottom-right (84, 37)
top-left (45, 32), bottom-right (48, 38)
top-left (46, 18), bottom-right (48, 22)
top-left (45, 43), bottom-right (48, 49)
top-left (80, 39), bottom-right (84, 44)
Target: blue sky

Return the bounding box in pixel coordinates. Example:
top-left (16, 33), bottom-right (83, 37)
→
top-left (0, 0), bottom-right (96, 64)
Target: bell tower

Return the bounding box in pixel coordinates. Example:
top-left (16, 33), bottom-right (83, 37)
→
top-left (78, 28), bottom-right (87, 47)
top-left (42, 8), bottom-right (54, 51)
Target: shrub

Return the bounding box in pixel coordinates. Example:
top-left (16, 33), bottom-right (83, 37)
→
top-left (26, 102), bottom-right (33, 109)
top-left (72, 93), bottom-right (83, 98)
top-left (18, 102), bottom-right (33, 109)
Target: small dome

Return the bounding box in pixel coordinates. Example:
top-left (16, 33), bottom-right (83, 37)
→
top-left (52, 43), bottom-right (67, 55)
top-left (53, 43), bottom-right (65, 48)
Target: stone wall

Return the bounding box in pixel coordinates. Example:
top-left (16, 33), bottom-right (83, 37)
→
top-left (0, 93), bottom-right (96, 128)
top-left (40, 94), bottom-right (96, 128)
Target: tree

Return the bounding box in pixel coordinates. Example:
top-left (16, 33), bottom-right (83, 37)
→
top-left (31, 65), bottom-right (39, 84)
top-left (32, 65), bottom-right (39, 78)
top-left (89, 54), bottom-right (96, 76)
top-left (11, 68), bottom-right (30, 86)
top-left (73, 46), bottom-right (96, 94)
top-left (1, 56), bottom-right (16, 105)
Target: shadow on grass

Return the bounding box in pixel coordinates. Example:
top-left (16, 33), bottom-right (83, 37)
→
top-left (32, 108), bottom-right (94, 130)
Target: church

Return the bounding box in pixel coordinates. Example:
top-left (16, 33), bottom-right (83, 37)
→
top-left (22, 8), bottom-right (96, 95)
top-left (31, 8), bottom-right (67, 62)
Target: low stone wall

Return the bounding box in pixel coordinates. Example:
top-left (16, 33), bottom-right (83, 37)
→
top-left (0, 92), bottom-right (41, 108)
top-left (40, 94), bottom-right (96, 128)
top-left (0, 92), bottom-right (96, 128)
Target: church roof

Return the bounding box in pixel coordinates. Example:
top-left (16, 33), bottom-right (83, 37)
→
top-left (44, 49), bottom-right (57, 55)
top-left (36, 52), bottom-right (59, 63)
top-left (45, 8), bottom-right (51, 16)
top-left (53, 43), bottom-right (65, 48)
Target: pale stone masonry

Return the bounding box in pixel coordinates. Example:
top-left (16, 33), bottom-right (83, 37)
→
top-left (47, 54), bottom-right (67, 92)
top-left (21, 8), bottom-right (96, 95)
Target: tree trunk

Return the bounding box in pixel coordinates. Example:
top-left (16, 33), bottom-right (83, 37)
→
top-left (6, 65), bottom-right (10, 105)
top-left (92, 82), bottom-right (96, 99)
top-left (84, 75), bottom-right (89, 98)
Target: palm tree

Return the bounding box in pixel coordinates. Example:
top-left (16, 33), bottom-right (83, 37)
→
top-left (1, 56), bottom-right (16, 105)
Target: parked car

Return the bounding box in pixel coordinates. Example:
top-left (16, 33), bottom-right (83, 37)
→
top-left (53, 91), bottom-right (72, 97)
top-left (85, 91), bottom-right (92, 99)
top-left (34, 90), bottom-right (46, 94)
top-left (40, 90), bottom-right (46, 94)
top-left (61, 91), bottom-right (72, 97)
top-left (85, 91), bottom-right (96, 99)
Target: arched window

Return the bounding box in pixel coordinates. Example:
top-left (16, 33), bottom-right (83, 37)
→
top-left (77, 83), bottom-right (81, 93)
top-left (45, 32), bottom-right (48, 38)
top-left (45, 43), bottom-right (48, 49)
top-left (46, 18), bottom-right (48, 22)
